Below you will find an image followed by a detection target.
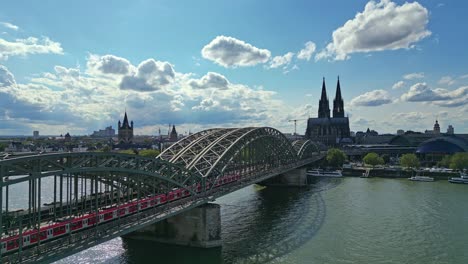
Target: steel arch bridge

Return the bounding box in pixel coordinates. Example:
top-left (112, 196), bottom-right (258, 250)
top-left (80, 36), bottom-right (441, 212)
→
top-left (0, 127), bottom-right (325, 263)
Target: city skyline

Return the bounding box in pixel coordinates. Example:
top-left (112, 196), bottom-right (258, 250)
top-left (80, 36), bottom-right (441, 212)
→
top-left (1, 0), bottom-right (467, 136)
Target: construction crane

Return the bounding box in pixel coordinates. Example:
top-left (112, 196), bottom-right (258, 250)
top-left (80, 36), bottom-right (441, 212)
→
top-left (288, 119), bottom-right (306, 138)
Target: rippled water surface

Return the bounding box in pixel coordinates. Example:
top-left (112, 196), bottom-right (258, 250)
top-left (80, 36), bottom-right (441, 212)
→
top-left (50, 178), bottom-right (468, 264)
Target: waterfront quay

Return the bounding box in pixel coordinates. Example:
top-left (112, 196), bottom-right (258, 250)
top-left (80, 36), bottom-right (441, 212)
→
top-left (342, 167), bottom-right (458, 179)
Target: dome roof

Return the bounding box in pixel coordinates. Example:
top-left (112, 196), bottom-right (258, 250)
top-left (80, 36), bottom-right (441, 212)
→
top-left (416, 137), bottom-right (466, 154)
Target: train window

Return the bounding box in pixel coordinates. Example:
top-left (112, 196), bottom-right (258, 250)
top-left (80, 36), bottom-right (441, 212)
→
top-left (54, 226), bottom-right (65, 232)
top-left (8, 239), bottom-right (18, 247)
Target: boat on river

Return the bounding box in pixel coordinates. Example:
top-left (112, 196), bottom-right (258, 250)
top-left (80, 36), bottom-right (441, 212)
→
top-left (448, 172), bottom-right (468, 184)
top-left (307, 169), bottom-right (342, 177)
top-left (408, 175), bottom-right (434, 182)
top-left (408, 170), bottom-right (434, 182)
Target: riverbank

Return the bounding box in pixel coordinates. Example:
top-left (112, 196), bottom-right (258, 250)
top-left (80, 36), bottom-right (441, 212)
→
top-left (343, 167), bottom-right (458, 179)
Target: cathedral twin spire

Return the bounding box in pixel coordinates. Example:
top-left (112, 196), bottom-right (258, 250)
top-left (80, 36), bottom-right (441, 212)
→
top-left (318, 77), bottom-right (344, 118)
top-left (318, 78), bottom-right (330, 118)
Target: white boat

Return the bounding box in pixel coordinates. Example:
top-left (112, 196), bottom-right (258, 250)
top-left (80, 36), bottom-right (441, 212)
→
top-left (448, 172), bottom-right (468, 184)
top-left (307, 169), bottom-right (342, 177)
top-left (408, 176), bottom-right (434, 182)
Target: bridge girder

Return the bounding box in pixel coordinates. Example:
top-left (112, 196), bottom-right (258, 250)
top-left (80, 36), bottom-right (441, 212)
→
top-left (292, 140), bottom-right (320, 160)
top-left (0, 152), bottom-right (202, 196)
top-left (158, 127), bottom-right (301, 180)
top-left (0, 127), bottom-right (328, 263)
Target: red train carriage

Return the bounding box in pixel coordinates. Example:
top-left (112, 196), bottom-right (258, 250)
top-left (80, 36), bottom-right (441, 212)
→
top-left (1, 174), bottom-right (241, 255)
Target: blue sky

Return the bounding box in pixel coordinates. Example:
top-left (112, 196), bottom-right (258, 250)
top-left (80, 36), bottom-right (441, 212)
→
top-left (0, 0), bottom-right (467, 135)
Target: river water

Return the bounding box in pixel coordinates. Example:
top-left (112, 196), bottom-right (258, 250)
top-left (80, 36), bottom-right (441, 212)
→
top-left (44, 177), bottom-right (468, 264)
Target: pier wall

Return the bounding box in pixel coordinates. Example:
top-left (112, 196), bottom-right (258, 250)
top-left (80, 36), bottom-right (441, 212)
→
top-left (260, 167), bottom-right (308, 187)
top-left (343, 168), bottom-right (458, 179)
top-left (123, 203), bottom-right (222, 248)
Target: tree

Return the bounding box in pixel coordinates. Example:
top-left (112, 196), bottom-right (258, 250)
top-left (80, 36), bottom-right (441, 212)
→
top-left (363, 152), bottom-right (384, 168)
top-left (400, 153), bottom-right (420, 169)
top-left (438, 155), bottom-right (452, 168)
top-left (119, 149), bottom-right (136, 155)
top-left (139, 149), bottom-right (160, 158)
top-left (326, 148), bottom-right (347, 168)
top-left (96, 142), bottom-right (103, 149)
top-left (0, 143), bottom-right (6, 152)
top-left (101, 145), bottom-right (112, 152)
top-left (381, 154), bottom-right (390, 164)
top-left (449, 153), bottom-right (468, 171)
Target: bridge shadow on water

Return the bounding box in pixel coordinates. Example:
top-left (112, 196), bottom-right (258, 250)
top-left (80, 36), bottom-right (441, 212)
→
top-left (120, 178), bottom-right (342, 264)
top-left (227, 178), bottom-right (342, 264)
top-left (120, 239), bottom-right (223, 264)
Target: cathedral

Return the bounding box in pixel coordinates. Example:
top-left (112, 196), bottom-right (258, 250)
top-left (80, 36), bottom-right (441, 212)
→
top-left (305, 77), bottom-right (351, 146)
top-left (118, 111), bottom-right (134, 143)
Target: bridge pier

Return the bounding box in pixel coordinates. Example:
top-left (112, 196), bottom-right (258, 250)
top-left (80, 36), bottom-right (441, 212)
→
top-left (261, 167), bottom-right (308, 187)
top-left (123, 203), bottom-right (222, 248)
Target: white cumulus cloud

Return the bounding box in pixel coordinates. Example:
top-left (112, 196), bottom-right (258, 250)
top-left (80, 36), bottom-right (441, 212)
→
top-left (392, 112), bottom-right (427, 122)
top-left (0, 22), bottom-right (19, 31)
top-left (120, 59), bottom-right (175, 92)
top-left (400, 82), bottom-right (446, 102)
top-left (188, 72), bottom-right (230, 90)
top-left (297, 41), bottom-right (316, 61)
top-left (438, 76), bottom-right (455, 86)
top-left (400, 83), bottom-right (468, 106)
top-left (201, 36), bottom-right (271, 68)
top-left (392, 81), bottom-right (405, 89)
top-left (0, 65), bottom-right (16, 87)
top-left (315, 0), bottom-right (431, 61)
top-left (87, 54), bottom-right (133, 75)
top-left (269, 52), bottom-right (294, 69)
top-left (350, 89), bottom-right (392, 106)
top-left (0, 53), bottom-right (299, 135)
top-left (0, 36), bottom-right (63, 60)
top-left (433, 86), bottom-right (468, 107)
top-left (403, 72), bottom-right (425, 80)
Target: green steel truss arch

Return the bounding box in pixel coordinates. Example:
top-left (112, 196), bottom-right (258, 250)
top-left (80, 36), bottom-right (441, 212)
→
top-left (158, 127), bottom-right (303, 184)
top-left (0, 127), bottom-right (327, 263)
top-left (292, 140), bottom-right (320, 160)
top-left (0, 152), bottom-right (201, 192)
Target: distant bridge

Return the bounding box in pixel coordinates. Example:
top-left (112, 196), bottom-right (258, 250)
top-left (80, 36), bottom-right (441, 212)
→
top-left (0, 127), bottom-right (325, 263)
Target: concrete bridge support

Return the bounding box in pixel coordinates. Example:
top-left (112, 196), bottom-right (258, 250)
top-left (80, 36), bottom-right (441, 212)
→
top-left (280, 167), bottom-right (308, 186)
top-left (261, 167), bottom-right (308, 187)
top-left (123, 203), bottom-right (222, 248)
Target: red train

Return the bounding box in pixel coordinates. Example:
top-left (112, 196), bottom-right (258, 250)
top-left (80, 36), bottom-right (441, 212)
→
top-left (0, 174), bottom-right (241, 255)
